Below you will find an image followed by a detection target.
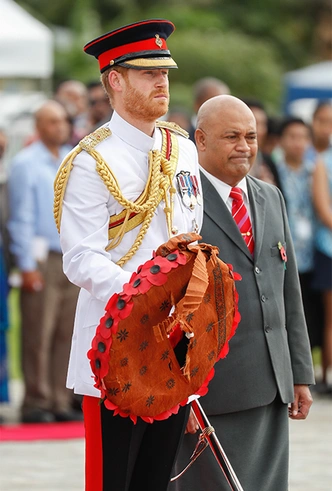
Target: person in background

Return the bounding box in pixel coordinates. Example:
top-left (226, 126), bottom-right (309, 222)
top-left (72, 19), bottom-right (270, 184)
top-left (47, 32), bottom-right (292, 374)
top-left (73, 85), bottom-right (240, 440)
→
top-left (0, 128), bottom-right (7, 165)
top-left (243, 97), bottom-right (281, 188)
top-left (272, 117), bottom-right (324, 356)
top-left (166, 106), bottom-right (192, 133)
top-left (169, 95), bottom-right (314, 491)
top-left (306, 101), bottom-right (332, 384)
top-left (86, 81), bottom-right (113, 132)
top-left (307, 101), bottom-right (332, 159)
top-left (312, 149), bottom-right (332, 395)
top-left (7, 100), bottom-right (80, 424)
top-left (0, 231), bottom-right (10, 415)
top-left (0, 128), bottom-right (12, 275)
top-left (55, 19), bottom-right (203, 491)
top-left (262, 115), bottom-right (282, 156)
top-left (55, 80), bottom-right (89, 144)
top-left (188, 76), bottom-right (230, 141)
top-left (0, 129), bottom-right (11, 422)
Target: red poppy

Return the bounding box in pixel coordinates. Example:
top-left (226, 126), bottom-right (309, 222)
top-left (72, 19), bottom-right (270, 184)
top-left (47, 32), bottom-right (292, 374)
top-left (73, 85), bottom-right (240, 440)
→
top-left (122, 273), bottom-right (152, 297)
top-left (152, 403), bottom-right (181, 421)
top-left (279, 246), bottom-right (287, 261)
top-left (91, 331), bottom-right (112, 354)
top-left (116, 296), bottom-right (134, 320)
top-left (140, 259), bottom-right (169, 286)
top-left (277, 241), bottom-right (287, 270)
top-left (98, 312), bottom-right (119, 339)
top-left (104, 398), bottom-right (118, 412)
top-left (104, 400), bottom-right (138, 425)
top-left (122, 251), bottom-right (187, 296)
top-left (87, 346), bottom-right (109, 381)
top-left (105, 292), bottom-right (120, 313)
top-left (105, 292), bottom-right (134, 321)
top-left (152, 253), bottom-right (186, 273)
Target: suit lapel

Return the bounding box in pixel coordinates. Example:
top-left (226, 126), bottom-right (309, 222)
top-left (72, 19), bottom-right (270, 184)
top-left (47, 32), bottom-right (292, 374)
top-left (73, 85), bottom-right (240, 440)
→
top-left (247, 176), bottom-right (266, 260)
top-left (200, 172), bottom-right (252, 259)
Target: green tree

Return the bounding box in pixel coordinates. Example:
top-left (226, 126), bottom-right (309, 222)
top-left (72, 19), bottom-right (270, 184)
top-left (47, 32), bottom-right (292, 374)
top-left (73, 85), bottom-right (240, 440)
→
top-left (14, 0), bottom-right (329, 113)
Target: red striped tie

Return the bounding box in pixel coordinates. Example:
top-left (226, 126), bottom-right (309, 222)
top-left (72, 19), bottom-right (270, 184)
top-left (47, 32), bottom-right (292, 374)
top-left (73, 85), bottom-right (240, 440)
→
top-left (230, 187), bottom-right (255, 255)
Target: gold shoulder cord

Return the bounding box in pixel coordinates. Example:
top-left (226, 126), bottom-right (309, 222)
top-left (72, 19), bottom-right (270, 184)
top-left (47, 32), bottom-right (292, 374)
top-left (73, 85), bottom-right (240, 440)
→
top-left (54, 125), bottom-right (180, 267)
top-left (156, 120), bottom-right (189, 139)
top-left (54, 126), bottom-right (112, 234)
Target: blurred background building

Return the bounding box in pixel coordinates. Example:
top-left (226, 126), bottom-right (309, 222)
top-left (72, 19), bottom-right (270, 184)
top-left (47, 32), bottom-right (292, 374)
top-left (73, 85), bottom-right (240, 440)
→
top-left (0, 0), bottom-right (53, 162)
top-left (1, 0), bottom-right (331, 141)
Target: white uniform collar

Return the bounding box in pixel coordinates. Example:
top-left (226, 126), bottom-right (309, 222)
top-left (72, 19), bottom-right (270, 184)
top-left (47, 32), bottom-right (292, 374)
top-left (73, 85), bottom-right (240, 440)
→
top-left (108, 110), bottom-right (156, 153)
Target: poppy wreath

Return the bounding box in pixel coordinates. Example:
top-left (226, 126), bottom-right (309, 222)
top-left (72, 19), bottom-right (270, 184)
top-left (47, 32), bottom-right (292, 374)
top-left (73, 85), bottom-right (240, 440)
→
top-left (88, 233), bottom-right (241, 423)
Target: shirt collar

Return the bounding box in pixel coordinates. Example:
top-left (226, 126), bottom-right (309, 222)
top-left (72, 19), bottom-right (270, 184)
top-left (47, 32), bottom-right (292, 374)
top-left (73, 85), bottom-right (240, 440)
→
top-left (108, 111), bottom-right (156, 153)
top-left (36, 140), bottom-right (70, 163)
top-left (200, 166), bottom-right (249, 204)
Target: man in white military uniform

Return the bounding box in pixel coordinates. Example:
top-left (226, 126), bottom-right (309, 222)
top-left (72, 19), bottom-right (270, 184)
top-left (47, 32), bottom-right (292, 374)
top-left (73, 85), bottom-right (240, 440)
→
top-left (54, 19), bottom-right (203, 491)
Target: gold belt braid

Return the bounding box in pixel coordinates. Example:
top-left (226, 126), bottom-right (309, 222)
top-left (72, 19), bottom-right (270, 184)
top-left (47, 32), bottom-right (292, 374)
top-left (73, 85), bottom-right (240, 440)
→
top-left (107, 128), bottom-right (178, 240)
top-left (54, 126), bottom-right (179, 267)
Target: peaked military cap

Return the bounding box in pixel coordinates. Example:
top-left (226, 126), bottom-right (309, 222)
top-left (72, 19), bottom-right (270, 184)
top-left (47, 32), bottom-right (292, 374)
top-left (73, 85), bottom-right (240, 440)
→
top-left (84, 19), bottom-right (178, 73)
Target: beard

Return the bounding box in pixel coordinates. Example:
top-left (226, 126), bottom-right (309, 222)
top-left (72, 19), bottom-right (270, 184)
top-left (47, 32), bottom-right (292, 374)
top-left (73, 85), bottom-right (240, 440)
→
top-left (123, 82), bottom-right (169, 122)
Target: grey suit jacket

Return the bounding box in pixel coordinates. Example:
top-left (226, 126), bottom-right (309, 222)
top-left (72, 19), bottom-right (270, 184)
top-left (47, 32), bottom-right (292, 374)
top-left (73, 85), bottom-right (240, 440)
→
top-left (199, 173), bottom-right (315, 415)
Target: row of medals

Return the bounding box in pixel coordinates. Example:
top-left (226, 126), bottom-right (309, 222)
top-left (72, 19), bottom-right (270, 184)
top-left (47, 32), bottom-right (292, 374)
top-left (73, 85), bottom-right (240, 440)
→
top-left (176, 171), bottom-right (202, 210)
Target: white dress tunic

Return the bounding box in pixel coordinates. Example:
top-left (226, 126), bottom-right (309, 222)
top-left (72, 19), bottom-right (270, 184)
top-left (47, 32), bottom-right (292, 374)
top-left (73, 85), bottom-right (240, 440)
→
top-left (59, 111), bottom-right (203, 397)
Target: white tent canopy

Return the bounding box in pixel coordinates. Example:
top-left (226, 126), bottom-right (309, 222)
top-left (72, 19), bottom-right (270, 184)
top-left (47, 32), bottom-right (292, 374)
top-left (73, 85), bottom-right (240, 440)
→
top-left (0, 0), bottom-right (53, 78)
top-left (283, 61), bottom-right (332, 119)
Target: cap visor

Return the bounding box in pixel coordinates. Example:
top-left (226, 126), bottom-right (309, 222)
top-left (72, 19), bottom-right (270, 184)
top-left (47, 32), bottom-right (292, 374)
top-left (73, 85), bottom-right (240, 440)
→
top-left (119, 57), bottom-right (178, 69)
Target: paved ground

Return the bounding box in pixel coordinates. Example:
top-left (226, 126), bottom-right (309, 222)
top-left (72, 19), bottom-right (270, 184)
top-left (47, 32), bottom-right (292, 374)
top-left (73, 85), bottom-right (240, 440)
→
top-left (288, 394), bottom-right (332, 491)
top-left (0, 382), bottom-right (331, 491)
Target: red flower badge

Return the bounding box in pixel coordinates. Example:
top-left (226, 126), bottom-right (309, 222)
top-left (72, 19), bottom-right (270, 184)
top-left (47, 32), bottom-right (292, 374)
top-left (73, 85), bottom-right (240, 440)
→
top-left (278, 241), bottom-right (287, 270)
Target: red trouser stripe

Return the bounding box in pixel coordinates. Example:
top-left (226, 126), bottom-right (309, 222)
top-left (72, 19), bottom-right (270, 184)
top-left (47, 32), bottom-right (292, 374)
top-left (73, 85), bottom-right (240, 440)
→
top-left (83, 395), bottom-right (103, 491)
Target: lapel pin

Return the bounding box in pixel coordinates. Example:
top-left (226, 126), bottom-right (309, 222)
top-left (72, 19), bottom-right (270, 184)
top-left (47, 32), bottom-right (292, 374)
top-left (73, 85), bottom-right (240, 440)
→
top-left (278, 241), bottom-right (287, 270)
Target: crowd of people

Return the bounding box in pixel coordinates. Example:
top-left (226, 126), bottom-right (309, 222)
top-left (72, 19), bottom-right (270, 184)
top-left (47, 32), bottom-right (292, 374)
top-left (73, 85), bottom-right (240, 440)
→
top-left (0, 16), bottom-right (330, 490)
top-left (0, 77), bottom-right (113, 422)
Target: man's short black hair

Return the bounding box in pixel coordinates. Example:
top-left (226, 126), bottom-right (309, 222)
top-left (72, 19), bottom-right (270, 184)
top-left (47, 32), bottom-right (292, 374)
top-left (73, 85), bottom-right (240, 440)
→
top-left (312, 100), bottom-right (331, 120)
top-left (86, 81), bottom-right (103, 91)
top-left (279, 116), bottom-right (310, 136)
top-left (242, 97), bottom-right (266, 112)
top-left (267, 116), bottom-right (282, 136)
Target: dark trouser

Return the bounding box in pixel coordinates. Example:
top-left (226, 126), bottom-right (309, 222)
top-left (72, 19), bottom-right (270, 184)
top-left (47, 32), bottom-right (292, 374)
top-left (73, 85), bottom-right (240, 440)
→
top-left (21, 252), bottom-right (79, 414)
top-left (299, 271), bottom-right (324, 349)
top-left (169, 395), bottom-right (289, 491)
top-left (83, 395), bottom-right (190, 491)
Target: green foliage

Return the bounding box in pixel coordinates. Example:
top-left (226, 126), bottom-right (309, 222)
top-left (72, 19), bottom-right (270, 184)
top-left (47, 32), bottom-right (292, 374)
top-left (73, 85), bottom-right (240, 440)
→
top-left (54, 44), bottom-right (97, 88)
top-left (7, 288), bottom-right (21, 380)
top-left (169, 29), bottom-right (283, 112)
top-left (17, 0), bottom-right (121, 28)
top-left (14, 0), bottom-right (326, 114)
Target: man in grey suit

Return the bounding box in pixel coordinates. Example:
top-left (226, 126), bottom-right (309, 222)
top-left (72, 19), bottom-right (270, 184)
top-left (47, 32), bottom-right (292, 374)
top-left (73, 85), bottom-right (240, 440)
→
top-left (169, 95), bottom-right (315, 491)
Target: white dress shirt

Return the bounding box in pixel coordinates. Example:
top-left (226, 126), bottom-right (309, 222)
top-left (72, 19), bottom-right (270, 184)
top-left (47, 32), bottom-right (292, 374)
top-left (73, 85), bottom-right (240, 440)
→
top-left (8, 141), bottom-right (71, 270)
top-left (199, 166), bottom-right (253, 223)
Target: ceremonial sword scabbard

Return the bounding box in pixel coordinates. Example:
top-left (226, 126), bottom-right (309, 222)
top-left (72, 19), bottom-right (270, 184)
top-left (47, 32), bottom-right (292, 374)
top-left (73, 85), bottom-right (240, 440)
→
top-left (170, 400), bottom-right (244, 491)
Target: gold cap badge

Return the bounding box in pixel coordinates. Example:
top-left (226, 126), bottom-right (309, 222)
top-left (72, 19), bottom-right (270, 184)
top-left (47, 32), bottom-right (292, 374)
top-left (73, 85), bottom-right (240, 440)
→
top-left (155, 34), bottom-right (163, 48)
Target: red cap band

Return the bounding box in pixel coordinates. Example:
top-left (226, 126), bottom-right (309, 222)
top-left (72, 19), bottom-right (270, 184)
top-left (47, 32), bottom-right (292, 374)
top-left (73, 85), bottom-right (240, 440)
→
top-left (98, 37), bottom-right (168, 71)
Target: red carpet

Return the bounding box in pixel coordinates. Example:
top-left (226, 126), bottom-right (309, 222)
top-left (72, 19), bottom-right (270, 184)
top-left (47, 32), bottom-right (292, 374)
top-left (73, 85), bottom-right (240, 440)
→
top-left (0, 421), bottom-right (85, 442)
